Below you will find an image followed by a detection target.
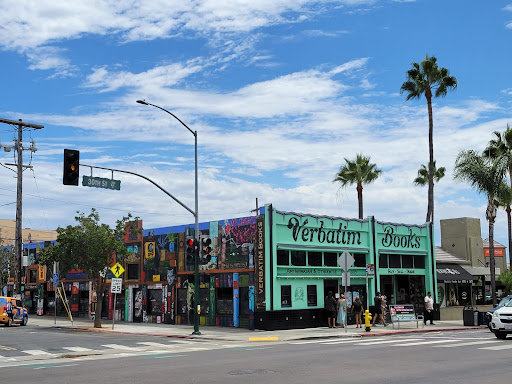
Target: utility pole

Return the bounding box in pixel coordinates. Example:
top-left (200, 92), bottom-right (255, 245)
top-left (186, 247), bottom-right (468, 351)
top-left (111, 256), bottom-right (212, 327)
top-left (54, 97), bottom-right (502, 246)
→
top-left (0, 118), bottom-right (43, 297)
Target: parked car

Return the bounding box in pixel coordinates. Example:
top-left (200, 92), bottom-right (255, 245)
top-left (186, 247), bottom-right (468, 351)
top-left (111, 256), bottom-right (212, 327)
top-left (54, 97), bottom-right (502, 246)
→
top-left (490, 299), bottom-right (512, 339)
top-left (0, 296), bottom-right (29, 327)
top-left (486, 295), bottom-right (512, 330)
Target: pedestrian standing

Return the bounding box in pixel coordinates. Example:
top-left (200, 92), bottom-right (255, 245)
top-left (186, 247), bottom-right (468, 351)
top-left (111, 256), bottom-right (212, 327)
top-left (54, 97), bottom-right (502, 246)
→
top-left (351, 296), bottom-right (364, 328)
top-left (324, 291), bottom-right (337, 328)
top-left (424, 291), bottom-right (435, 325)
top-left (6, 298), bottom-right (13, 320)
top-left (372, 292), bottom-right (388, 327)
top-left (337, 294), bottom-right (347, 328)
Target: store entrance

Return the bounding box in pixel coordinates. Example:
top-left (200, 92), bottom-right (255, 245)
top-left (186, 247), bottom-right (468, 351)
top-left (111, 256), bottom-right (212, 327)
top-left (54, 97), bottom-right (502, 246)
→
top-left (380, 275), bottom-right (426, 312)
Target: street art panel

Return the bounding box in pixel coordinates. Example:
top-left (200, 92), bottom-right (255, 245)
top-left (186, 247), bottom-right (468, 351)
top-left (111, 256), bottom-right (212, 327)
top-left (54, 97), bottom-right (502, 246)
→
top-left (218, 217), bottom-right (256, 270)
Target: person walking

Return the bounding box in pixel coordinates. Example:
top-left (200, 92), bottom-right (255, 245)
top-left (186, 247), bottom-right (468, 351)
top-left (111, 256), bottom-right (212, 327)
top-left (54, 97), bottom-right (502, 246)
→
top-left (337, 294), bottom-right (347, 328)
top-left (424, 291), bottom-right (435, 325)
top-left (6, 298), bottom-right (13, 321)
top-left (351, 296), bottom-right (364, 328)
top-left (372, 292), bottom-right (388, 327)
top-left (324, 291), bottom-right (337, 328)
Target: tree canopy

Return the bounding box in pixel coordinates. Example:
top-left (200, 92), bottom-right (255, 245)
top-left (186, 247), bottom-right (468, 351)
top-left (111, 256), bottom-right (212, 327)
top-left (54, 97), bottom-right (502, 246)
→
top-left (38, 209), bottom-right (137, 327)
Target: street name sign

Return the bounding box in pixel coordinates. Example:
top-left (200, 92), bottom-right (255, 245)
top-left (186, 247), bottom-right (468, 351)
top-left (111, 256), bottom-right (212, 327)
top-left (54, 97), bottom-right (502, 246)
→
top-left (111, 262), bottom-right (125, 278)
top-left (110, 278), bottom-right (123, 294)
top-left (82, 176), bottom-right (121, 190)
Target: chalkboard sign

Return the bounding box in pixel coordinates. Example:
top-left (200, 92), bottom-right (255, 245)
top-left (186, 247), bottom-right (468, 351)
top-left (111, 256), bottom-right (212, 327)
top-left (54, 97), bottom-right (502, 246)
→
top-left (390, 304), bottom-right (416, 322)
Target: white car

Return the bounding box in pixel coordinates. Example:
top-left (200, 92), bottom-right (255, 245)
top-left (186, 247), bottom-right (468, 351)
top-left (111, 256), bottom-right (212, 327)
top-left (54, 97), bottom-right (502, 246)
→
top-left (490, 299), bottom-right (512, 339)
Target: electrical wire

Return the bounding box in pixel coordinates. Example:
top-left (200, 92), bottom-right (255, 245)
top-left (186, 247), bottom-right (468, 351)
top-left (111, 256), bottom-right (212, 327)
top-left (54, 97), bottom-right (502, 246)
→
top-left (30, 168), bottom-right (50, 231)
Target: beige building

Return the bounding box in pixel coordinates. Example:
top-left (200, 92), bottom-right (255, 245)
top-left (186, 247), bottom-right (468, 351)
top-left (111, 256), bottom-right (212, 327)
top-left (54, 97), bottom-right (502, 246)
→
top-left (0, 219), bottom-right (57, 245)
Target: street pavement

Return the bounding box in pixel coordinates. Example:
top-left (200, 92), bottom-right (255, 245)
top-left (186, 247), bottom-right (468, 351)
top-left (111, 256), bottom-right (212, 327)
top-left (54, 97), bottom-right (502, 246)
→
top-left (26, 316), bottom-right (485, 342)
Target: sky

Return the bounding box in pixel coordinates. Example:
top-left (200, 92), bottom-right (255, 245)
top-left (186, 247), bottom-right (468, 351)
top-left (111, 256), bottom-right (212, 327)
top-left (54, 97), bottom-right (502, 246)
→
top-left (0, 0), bottom-right (512, 262)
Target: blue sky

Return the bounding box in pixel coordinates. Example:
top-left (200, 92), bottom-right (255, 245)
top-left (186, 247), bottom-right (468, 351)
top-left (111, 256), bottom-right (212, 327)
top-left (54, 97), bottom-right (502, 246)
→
top-left (1, 1), bottom-right (512, 261)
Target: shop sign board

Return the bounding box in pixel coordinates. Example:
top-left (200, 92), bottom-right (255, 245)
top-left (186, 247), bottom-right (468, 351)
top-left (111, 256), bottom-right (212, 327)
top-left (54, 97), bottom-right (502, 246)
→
top-left (389, 304), bottom-right (416, 322)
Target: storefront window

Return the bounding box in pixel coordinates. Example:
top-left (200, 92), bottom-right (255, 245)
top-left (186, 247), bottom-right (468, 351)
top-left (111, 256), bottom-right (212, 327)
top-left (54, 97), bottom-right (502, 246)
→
top-left (308, 252), bottom-right (322, 266)
top-left (324, 252), bottom-right (337, 267)
top-left (389, 254), bottom-right (401, 268)
top-left (354, 253), bottom-right (366, 268)
top-left (307, 285), bottom-right (317, 306)
top-left (127, 263), bottom-right (139, 280)
top-left (402, 255), bottom-right (414, 269)
top-left (281, 285), bottom-right (292, 307)
top-left (379, 253), bottom-right (388, 268)
top-left (277, 249), bottom-right (289, 265)
top-left (291, 250), bottom-right (306, 266)
top-left (413, 255), bottom-right (425, 269)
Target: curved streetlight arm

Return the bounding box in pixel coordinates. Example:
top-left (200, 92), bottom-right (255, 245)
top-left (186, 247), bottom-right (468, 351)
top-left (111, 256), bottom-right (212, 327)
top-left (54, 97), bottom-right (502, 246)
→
top-left (81, 164), bottom-right (196, 217)
top-left (136, 100), bottom-right (196, 137)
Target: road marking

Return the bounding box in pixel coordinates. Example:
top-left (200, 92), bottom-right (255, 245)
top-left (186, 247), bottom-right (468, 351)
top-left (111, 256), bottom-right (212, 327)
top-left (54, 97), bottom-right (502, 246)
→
top-left (102, 344), bottom-right (145, 351)
top-left (357, 338), bottom-right (424, 345)
top-left (62, 347), bottom-right (95, 352)
top-left (249, 337), bottom-right (279, 341)
top-left (22, 350), bottom-right (56, 356)
top-left (435, 340), bottom-right (502, 348)
top-left (392, 339), bottom-right (461, 347)
top-left (0, 345), bottom-right (16, 351)
top-left (33, 364), bottom-right (78, 370)
top-left (136, 342), bottom-right (177, 348)
top-left (322, 337), bottom-right (394, 345)
top-left (479, 344), bottom-right (512, 351)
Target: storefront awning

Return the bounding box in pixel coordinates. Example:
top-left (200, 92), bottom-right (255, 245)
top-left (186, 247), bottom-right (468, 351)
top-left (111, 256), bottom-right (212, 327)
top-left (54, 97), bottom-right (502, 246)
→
top-left (436, 263), bottom-right (476, 283)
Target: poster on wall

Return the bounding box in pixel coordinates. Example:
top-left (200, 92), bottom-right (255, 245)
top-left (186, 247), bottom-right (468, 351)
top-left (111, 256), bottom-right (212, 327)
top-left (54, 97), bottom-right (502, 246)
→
top-left (218, 217), bottom-right (257, 270)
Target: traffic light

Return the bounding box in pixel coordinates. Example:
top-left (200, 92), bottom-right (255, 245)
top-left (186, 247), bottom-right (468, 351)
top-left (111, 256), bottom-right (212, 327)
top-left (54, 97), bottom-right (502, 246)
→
top-left (63, 149), bottom-right (80, 186)
top-left (186, 237), bottom-right (197, 267)
top-left (200, 235), bottom-right (212, 263)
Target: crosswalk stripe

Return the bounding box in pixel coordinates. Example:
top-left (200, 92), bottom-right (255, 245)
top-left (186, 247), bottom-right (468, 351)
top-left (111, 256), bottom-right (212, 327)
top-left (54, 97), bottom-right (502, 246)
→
top-left (357, 338), bottom-right (424, 346)
top-left (136, 342), bottom-right (176, 348)
top-left (102, 344), bottom-right (145, 351)
top-left (22, 350), bottom-right (56, 356)
top-left (62, 347), bottom-right (95, 352)
top-left (392, 339), bottom-right (461, 347)
top-left (435, 340), bottom-right (502, 348)
top-left (479, 344), bottom-right (512, 351)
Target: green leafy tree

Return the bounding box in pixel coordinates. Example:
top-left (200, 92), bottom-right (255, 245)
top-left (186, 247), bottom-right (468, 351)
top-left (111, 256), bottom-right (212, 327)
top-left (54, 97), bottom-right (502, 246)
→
top-left (485, 124), bottom-right (512, 263)
top-left (454, 150), bottom-right (508, 306)
top-left (38, 209), bottom-right (138, 328)
top-left (333, 154), bottom-right (382, 219)
top-left (498, 269), bottom-right (512, 295)
top-left (401, 54), bottom-right (457, 223)
top-left (413, 161), bottom-right (446, 224)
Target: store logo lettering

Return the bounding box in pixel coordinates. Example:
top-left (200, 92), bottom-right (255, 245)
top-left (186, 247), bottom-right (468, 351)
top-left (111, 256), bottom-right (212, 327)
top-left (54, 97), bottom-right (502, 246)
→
top-left (287, 217), bottom-right (361, 245)
top-left (381, 226), bottom-right (420, 248)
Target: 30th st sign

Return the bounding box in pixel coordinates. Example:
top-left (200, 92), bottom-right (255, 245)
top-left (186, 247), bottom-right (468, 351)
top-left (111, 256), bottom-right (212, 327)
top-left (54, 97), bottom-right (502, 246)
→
top-left (82, 176), bottom-right (121, 190)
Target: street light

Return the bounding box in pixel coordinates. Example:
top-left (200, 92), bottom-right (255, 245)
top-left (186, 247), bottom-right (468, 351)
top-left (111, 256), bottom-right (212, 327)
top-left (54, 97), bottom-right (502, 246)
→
top-left (136, 99), bottom-right (200, 335)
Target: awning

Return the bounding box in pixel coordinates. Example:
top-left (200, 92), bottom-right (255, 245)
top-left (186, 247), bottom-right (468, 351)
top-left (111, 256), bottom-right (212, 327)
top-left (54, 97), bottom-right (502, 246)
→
top-left (436, 263), bottom-right (476, 283)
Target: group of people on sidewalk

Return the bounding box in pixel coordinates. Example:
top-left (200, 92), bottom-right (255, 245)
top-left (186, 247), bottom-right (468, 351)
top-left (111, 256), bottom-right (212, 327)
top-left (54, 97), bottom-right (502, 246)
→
top-left (324, 291), bottom-right (365, 329)
top-left (325, 290), bottom-right (436, 329)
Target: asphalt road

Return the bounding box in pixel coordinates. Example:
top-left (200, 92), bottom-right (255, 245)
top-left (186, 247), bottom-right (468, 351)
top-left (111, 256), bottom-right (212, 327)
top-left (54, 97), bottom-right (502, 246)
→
top-left (1, 326), bottom-right (510, 383)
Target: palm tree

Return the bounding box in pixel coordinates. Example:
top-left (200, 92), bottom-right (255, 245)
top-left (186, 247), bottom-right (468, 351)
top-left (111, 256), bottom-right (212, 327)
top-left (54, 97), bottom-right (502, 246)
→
top-left (401, 54), bottom-right (457, 223)
top-left (413, 161), bottom-right (446, 224)
top-left (333, 154), bottom-right (382, 219)
top-left (485, 124), bottom-right (512, 264)
top-left (494, 182), bottom-right (512, 267)
top-left (454, 150), bottom-right (508, 306)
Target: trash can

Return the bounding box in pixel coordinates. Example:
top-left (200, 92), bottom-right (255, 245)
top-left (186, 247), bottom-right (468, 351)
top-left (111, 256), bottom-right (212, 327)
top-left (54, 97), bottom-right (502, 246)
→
top-left (479, 311), bottom-right (489, 326)
top-left (463, 306), bottom-right (478, 326)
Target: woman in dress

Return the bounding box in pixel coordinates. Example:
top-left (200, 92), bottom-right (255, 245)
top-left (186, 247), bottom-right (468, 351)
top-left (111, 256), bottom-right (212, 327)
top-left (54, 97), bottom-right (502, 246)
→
top-left (351, 296), bottom-right (364, 328)
top-left (337, 294), bottom-right (347, 328)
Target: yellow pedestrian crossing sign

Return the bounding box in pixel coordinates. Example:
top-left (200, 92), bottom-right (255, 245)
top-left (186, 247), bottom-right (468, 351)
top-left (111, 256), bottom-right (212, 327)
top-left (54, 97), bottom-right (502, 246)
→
top-left (111, 262), bottom-right (125, 278)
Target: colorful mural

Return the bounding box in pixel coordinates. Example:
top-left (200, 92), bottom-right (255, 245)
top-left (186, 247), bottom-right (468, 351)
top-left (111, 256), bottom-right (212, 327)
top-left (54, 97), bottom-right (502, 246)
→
top-left (218, 217), bottom-right (257, 270)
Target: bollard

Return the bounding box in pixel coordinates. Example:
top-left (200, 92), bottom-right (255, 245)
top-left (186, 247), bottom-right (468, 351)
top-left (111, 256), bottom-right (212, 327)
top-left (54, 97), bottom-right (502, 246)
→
top-left (364, 309), bottom-right (372, 332)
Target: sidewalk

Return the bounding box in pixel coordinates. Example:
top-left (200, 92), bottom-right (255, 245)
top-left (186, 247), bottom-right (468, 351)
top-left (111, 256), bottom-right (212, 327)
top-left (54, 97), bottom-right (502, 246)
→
top-left (27, 316), bottom-right (486, 342)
